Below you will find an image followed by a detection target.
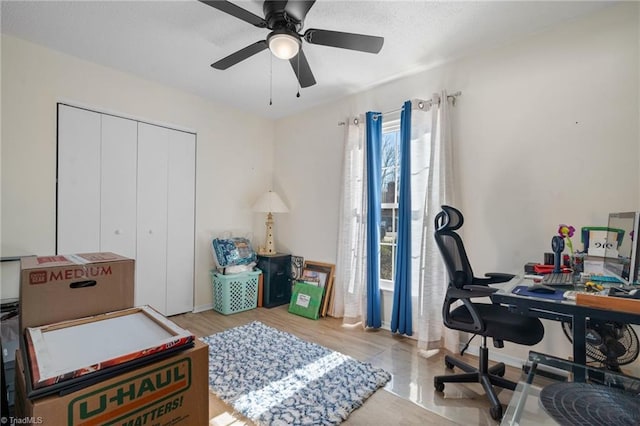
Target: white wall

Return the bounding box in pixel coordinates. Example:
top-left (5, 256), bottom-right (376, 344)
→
top-left (274, 3), bottom-right (640, 362)
top-left (0, 35), bottom-right (275, 310)
top-left (1, 2), bottom-right (639, 366)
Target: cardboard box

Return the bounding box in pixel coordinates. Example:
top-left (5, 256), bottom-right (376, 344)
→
top-left (15, 339), bottom-right (209, 426)
top-left (20, 253), bottom-right (134, 336)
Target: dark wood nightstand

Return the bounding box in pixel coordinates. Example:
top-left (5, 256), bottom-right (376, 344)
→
top-left (256, 253), bottom-right (292, 308)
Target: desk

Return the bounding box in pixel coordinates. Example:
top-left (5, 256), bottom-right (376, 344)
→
top-left (492, 275), bottom-right (640, 366)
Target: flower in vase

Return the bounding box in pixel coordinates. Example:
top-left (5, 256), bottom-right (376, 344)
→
top-left (558, 224), bottom-right (575, 256)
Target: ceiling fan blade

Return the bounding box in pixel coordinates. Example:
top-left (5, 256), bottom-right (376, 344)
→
top-left (284, 0), bottom-right (316, 23)
top-left (211, 41), bottom-right (268, 70)
top-left (304, 29), bottom-right (384, 54)
top-left (199, 0), bottom-right (267, 28)
top-left (289, 48), bottom-right (316, 88)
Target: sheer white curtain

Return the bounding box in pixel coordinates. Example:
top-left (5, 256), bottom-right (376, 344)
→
top-left (333, 116), bottom-right (368, 325)
top-left (416, 91), bottom-right (459, 354)
top-left (405, 100), bottom-right (430, 332)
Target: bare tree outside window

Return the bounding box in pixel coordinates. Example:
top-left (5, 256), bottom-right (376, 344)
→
top-left (380, 125), bottom-right (400, 284)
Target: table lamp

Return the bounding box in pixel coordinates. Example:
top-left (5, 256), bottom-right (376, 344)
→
top-left (252, 190), bottom-right (289, 255)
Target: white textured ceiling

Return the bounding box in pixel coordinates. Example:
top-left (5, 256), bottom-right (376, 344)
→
top-left (1, 1), bottom-right (614, 119)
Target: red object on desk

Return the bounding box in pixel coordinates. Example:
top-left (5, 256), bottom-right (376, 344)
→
top-left (533, 264), bottom-right (572, 274)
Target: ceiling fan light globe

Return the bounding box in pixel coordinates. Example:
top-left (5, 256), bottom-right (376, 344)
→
top-left (268, 34), bottom-right (300, 60)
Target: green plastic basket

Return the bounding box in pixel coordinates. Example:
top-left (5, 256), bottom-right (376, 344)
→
top-left (210, 269), bottom-right (261, 315)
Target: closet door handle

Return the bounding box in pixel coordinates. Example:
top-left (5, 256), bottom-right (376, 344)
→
top-left (114, 229), bottom-right (121, 235)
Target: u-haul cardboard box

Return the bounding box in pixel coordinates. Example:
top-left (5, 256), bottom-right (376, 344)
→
top-left (14, 339), bottom-right (209, 426)
top-left (20, 252), bottom-right (134, 336)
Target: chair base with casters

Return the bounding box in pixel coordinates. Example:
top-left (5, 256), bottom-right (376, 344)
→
top-left (432, 205), bottom-right (545, 421)
top-left (433, 293), bottom-right (545, 421)
top-left (434, 336), bottom-right (516, 421)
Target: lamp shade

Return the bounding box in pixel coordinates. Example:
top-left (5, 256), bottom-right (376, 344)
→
top-left (252, 191), bottom-right (289, 213)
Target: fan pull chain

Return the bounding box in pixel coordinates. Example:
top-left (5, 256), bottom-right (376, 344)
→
top-left (269, 53), bottom-right (273, 106)
top-left (296, 53), bottom-right (301, 98)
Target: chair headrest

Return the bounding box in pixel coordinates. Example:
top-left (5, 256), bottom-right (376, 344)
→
top-left (435, 205), bottom-right (464, 232)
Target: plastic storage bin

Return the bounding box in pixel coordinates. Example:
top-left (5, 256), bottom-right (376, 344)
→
top-left (210, 269), bottom-right (261, 315)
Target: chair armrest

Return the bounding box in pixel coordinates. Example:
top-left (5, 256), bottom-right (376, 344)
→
top-left (472, 272), bottom-right (515, 286)
top-left (442, 287), bottom-right (488, 333)
top-left (462, 285), bottom-right (499, 295)
top-left (442, 296), bottom-right (486, 334)
top-left (447, 286), bottom-right (496, 300)
top-left (484, 272), bottom-right (515, 283)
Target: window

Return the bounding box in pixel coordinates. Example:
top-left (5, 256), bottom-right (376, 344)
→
top-left (379, 118), bottom-right (401, 291)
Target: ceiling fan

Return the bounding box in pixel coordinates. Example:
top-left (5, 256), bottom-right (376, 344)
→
top-left (199, 0), bottom-right (384, 88)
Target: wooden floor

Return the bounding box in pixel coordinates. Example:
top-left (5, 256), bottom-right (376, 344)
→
top-left (171, 306), bottom-right (523, 425)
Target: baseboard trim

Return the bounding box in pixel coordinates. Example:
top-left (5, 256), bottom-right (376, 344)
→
top-left (193, 303), bottom-right (213, 313)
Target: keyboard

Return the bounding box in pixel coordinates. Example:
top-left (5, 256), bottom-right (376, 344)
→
top-left (541, 273), bottom-right (574, 285)
top-left (589, 275), bottom-right (623, 284)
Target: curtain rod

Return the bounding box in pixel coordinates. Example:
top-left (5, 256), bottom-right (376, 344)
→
top-left (338, 91), bottom-right (462, 126)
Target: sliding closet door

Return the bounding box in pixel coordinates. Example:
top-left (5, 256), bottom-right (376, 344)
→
top-left (136, 123), bottom-right (169, 313)
top-left (57, 105), bottom-right (101, 254)
top-left (100, 115), bottom-right (137, 259)
top-left (166, 130), bottom-right (196, 316)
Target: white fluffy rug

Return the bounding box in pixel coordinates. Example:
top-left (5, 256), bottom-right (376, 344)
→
top-left (201, 321), bottom-right (391, 425)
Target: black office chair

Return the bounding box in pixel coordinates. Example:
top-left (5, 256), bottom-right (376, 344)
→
top-left (433, 205), bottom-right (545, 421)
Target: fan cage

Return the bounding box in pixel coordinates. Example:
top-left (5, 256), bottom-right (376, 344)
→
top-left (561, 320), bottom-right (640, 368)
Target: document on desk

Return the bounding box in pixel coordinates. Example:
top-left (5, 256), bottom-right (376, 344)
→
top-left (576, 293), bottom-right (640, 314)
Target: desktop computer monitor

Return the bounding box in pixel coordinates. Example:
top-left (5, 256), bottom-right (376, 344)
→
top-left (603, 211), bottom-right (640, 284)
